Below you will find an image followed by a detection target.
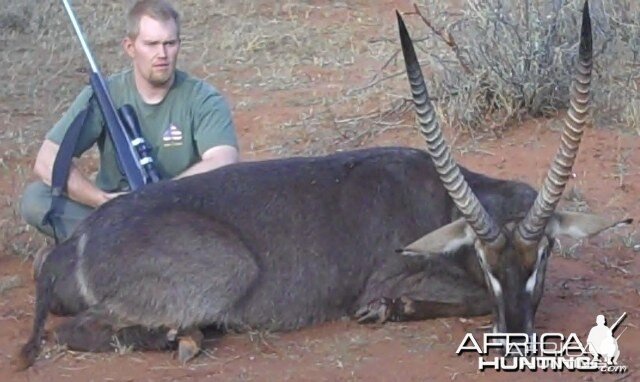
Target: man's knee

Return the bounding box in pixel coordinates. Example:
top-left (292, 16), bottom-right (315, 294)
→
top-left (19, 181), bottom-right (94, 240)
top-left (20, 181), bottom-right (52, 227)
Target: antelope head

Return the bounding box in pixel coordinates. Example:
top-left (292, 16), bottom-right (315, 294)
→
top-left (397, 1), bottom-right (632, 334)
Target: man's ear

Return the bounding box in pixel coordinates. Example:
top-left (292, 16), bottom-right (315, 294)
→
top-left (545, 212), bottom-right (633, 239)
top-left (398, 218), bottom-right (476, 257)
top-left (122, 36), bottom-right (135, 59)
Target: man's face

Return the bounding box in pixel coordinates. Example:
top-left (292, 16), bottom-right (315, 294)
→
top-left (123, 15), bottom-right (180, 87)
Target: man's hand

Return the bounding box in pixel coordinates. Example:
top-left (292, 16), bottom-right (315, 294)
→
top-left (34, 139), bottom-right (119, 208)
top-left (99, 191), bottom-right (128, 206)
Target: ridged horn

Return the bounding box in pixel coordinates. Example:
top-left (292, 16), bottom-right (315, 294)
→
top-left (517, 0), bottom-right (593, 242)
top-left (397, 11), bottom-right (502, 244)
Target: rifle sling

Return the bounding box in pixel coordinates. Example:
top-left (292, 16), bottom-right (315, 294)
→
top-left (41, 103), bottom-right (92, 244)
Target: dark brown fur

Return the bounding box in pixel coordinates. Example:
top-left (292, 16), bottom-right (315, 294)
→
top-left (18, 147), bottom-right (537, 368)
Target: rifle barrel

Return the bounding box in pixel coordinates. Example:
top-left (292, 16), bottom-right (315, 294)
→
top-left (610, 312), bottom-right (627, 333)
top-left (615, 326), bottom-right (628, 341)
top-left (61, 0), bottom-right (99, 73)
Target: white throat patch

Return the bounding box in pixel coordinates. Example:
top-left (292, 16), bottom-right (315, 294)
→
top-left (476, 246), bottom-right (503, 298)
top-left (525, 243), bottom-right (546, 295)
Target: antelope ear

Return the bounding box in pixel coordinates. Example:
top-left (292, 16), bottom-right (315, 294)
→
top-left (545, 212), bottom-right (633, 239)
top-left (398, 218), bottom-right (476, 257)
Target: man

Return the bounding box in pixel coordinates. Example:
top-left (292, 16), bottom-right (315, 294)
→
top-left (587, 314), bottom-right (614, 362)
top-left (20, 0), bottom-right (238, 241)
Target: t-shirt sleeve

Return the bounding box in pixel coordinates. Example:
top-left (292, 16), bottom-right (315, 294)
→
top-left (45, 85), bottom-right (104, 157)
top-left (192, 84), bottom-right (238, 156)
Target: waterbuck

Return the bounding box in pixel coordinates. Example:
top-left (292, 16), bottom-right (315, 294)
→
top-left (17, 0), bottom-right (629, 369)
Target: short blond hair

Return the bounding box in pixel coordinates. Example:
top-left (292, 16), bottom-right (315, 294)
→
top-left (126, 0), bottom-right (180, 39)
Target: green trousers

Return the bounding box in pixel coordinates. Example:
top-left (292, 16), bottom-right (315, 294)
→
top-left (20, 181), bottom-right (95, 241)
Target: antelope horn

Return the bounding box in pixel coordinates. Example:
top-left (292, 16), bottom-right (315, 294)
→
top-left (397, 12), bottom-right (502, 244)
top-left (517, 0), bottom-right (593, 242)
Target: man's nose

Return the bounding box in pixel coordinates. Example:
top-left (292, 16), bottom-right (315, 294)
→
top-left (159, 43), bottom-right (168, 57)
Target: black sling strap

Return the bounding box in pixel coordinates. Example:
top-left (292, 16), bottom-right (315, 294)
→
top-left (41, 104), bottom-right (93, 244)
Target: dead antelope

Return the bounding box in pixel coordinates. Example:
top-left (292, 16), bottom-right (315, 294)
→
top-left (17, 0), bottom-right (629, 369)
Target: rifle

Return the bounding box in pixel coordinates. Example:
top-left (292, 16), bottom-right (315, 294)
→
top-left (61, 0), bottom-right (161, 188)
top-left (610, 312), bottom-right (627, 334)
top-left (43, 0), bottom-right (162, 243)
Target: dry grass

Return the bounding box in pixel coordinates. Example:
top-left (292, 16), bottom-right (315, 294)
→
top-left (0, 0), bottom-right (410, 152)
top-left (402, 0), bottom-right (640, 133)
top-left (0, 275), bottom-right (23, 295)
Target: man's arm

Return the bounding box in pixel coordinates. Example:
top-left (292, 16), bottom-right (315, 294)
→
top-left (174, 145), bottom-right (238, 180)
top-left (34, 139), bottom-right (120, 208)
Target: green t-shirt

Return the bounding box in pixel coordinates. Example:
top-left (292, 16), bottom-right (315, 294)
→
top-left (46, 69), bottom-right (238, 191)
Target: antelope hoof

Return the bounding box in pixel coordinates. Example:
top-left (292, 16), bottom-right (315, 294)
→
top-left (177, 329), bottom-right (204, 365)
top-left (166, 328), bottom-right (178, 342)
top-left (355, 297), bottom-right (392, 324)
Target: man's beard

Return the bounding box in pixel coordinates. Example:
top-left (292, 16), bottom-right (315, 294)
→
top-left (148, 68), bottom-right (174, 87)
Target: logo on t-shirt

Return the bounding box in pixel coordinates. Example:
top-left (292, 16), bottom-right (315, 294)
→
top-left (162, 124), bottom-right (183, 147)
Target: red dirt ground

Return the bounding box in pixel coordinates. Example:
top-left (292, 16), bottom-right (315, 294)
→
top-left (1, 1), bottom-right (639, 381)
